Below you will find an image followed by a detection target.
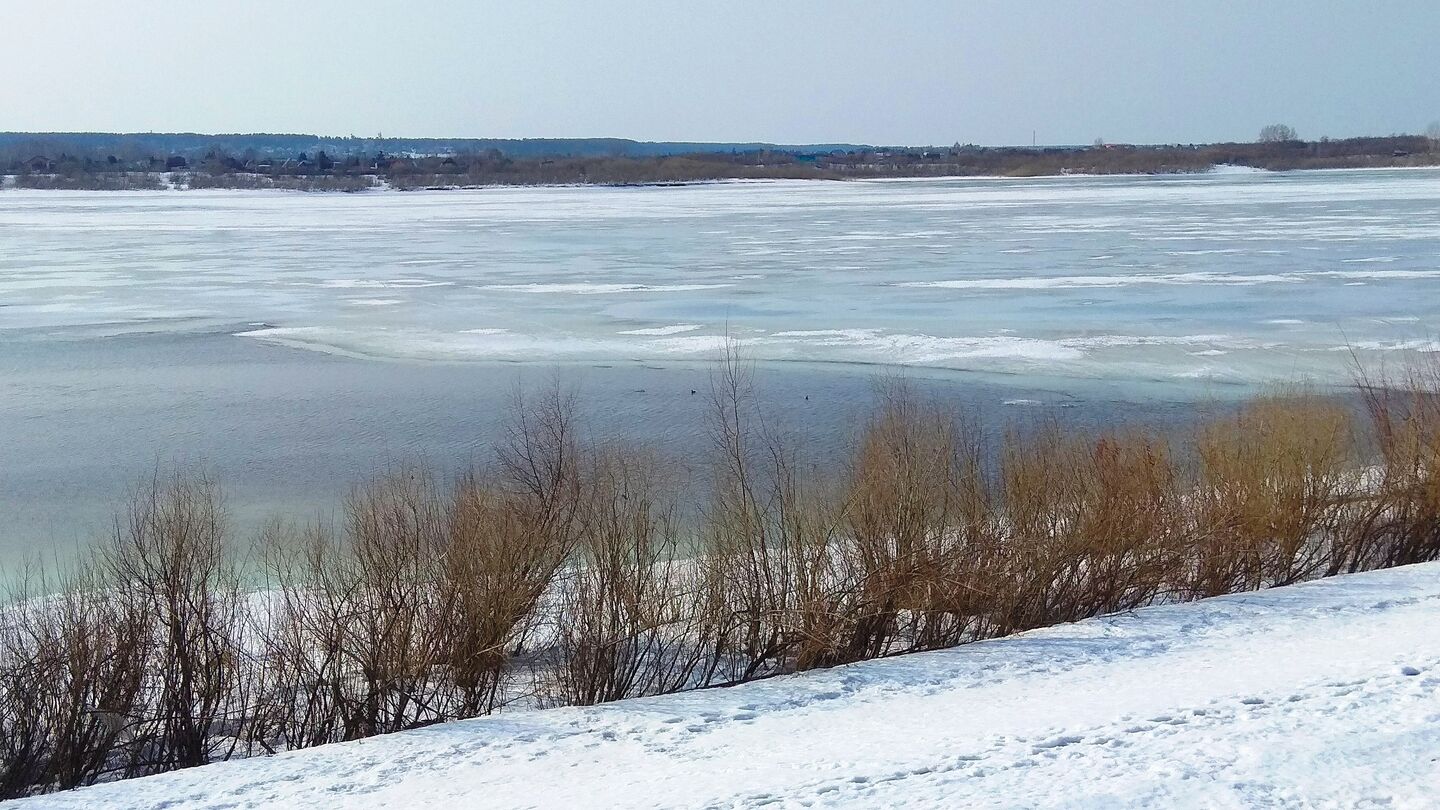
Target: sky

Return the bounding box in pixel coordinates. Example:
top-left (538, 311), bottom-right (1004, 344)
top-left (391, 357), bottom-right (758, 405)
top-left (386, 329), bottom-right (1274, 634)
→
top-left (3, 0), bottom-right (1437, 146)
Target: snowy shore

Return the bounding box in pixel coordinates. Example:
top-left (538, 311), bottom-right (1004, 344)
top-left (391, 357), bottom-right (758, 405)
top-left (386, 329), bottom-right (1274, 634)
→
top-left (19, 561), bottom-right (1439, 809)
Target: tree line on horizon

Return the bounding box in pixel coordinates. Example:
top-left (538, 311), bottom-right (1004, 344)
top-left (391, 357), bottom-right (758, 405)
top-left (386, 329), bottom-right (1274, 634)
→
top-left (3, 129), bottom-right (1438, 190)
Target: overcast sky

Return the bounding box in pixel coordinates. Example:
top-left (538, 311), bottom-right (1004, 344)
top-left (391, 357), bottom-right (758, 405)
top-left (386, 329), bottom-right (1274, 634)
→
top-left (3, 0), bottom-right (1436, 146)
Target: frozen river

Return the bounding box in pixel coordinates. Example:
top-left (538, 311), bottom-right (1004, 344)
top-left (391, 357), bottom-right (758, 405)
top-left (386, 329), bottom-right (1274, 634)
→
top-left (6, 168), bottom-right (1440, 381)
top-left (2, 169), bottom-right (1438, 559)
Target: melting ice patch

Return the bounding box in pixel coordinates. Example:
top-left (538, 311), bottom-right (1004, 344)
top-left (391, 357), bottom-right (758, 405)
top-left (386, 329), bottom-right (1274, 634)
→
top-left (648, 335), bottom-right (732, 354)
top-left (617, 324), bottom-right (702, 336)
top-left (898, 272), bottom-right (1297, 290)
top-left (314, 279), bottom-right (453, 289)
top-left (1331, 339), bottom-right (1440, 352)
top-left (1320, 269), bottom-right (1440, 281)
top-left (225, 311), bottom-right (1347, 377)
top-left (755, 330), bottom-right (1256, 366)
top-left (899, 268), bottom-right (1440, 290)
top-left (482, 283), bottom-right (733, 295)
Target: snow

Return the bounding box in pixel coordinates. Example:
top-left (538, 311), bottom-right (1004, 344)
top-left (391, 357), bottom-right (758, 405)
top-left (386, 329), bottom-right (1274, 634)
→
top-left (1207, 164), bottom-right (1271, 175)
top-left (19, 562), bottom-right (1440, 809)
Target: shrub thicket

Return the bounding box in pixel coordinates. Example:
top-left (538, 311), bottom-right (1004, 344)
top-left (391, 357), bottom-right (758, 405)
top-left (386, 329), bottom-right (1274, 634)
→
top-left (3, 359), bottom-right (1439, 798)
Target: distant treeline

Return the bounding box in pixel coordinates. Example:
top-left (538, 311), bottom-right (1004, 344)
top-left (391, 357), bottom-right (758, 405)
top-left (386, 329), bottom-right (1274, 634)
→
top-left (0, 132), bottom-right (867, 163)
top-left (3, 132), bottom-right (1438, 190)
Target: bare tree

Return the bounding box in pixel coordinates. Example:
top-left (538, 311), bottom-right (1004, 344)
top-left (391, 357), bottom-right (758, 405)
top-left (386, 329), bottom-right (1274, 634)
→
top-left (1258, 124), bottom-right (1298, 143)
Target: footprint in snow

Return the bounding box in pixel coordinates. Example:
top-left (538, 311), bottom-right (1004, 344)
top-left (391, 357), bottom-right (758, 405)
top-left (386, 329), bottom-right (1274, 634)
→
top-left (1149, 714), bottom-right (1187, 725)
top-left (1033, 735), bottom-right (1084, 750)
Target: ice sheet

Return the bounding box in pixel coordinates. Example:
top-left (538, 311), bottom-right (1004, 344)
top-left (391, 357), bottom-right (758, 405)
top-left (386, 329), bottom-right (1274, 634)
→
top-left (3, 169), bottom-right (1438, 385)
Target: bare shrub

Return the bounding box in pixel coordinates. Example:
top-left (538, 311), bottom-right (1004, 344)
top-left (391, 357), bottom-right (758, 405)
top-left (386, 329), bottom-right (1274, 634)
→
top-left (183, 173), bottom-right (377, 192)
top-left (0, 472), bottom-right (249, 797)
top-left (440, 473), bottom-right (571, 716)
top-left (1188, 394), bottom-right (1357, 596)
top-left (698, 345), bottom-right (845, 679)
top-left (252, 520), bottom-right (352, 750)
top-left (996, 426), bottom-right (1184, 633)
top-left (98, 473), bottom-right (248, 775)
top-left (546, 446), bottom-right (711, 705)
top-left (256, 383), bottom-right (589, 746)
top-left (258, 470), bottom-right (449, 747)
top-left (439, 381), bottom-right (587, 713)
top-left (0, 564), bottom-right (152, 797)
top-left (839, 380), bottom-right (994, 656)
top-left (1350, 357), bottom-right (1440, 569)
top-left (13, 172), bottom-right (165, 191)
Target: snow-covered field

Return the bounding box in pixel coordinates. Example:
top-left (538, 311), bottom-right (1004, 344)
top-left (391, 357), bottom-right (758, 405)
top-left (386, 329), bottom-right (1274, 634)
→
top-left (20, 562), bottom-right (1440, 809)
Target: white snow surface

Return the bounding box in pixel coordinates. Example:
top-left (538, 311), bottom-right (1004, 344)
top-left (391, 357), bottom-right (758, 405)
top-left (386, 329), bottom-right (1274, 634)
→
top-left (20, 563), bottom-right (1440, 809)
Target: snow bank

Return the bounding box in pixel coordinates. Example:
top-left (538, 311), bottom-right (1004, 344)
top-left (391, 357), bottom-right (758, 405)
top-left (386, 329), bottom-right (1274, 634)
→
top-left (17, 562), bottom-right (1440, 809)
top-left (1207, 163), bottom-right (1271, 175)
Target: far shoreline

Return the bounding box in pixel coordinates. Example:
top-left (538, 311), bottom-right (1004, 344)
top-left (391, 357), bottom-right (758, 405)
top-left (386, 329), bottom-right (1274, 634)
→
top-left (2, 148), bottom-right (1440, 191)
top-left (7, 161), bottom-right (1440, 193)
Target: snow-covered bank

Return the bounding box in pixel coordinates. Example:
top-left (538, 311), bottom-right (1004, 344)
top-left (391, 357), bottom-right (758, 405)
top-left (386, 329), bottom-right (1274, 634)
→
top-left (20, 562), bottom-right (1440, 809)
